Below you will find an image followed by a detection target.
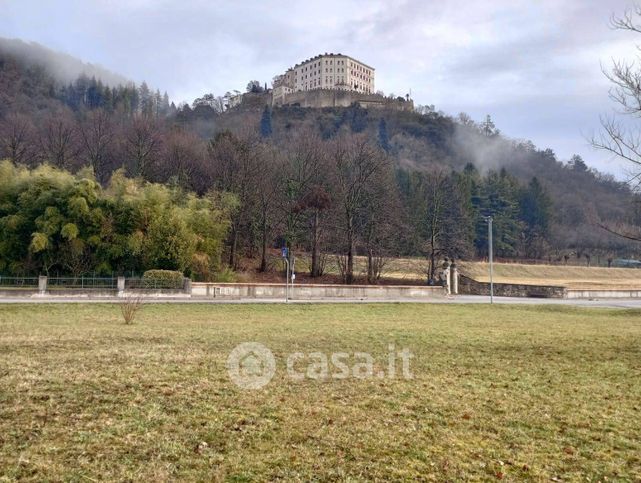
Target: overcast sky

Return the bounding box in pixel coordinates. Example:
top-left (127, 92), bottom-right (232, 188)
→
top-left (1, 0), bottom-right (638, 177)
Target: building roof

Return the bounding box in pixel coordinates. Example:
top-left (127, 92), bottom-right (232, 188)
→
top-left (291, 53), bottom-right (375, 71)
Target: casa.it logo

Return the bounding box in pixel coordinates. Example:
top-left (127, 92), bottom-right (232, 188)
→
top-left (226, 342), bottom-right (276, 390)
top-left (226, 342), bottom-right (414, 390)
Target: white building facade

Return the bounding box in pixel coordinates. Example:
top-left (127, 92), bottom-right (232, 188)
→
top-left (275, 53), bottom-right (375, 95)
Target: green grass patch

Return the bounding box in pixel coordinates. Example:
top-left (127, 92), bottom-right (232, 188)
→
top-left (0, 303), bottom-right (640, 480)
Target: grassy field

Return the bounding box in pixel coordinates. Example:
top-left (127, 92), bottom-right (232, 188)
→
top-left (1, 304), bottom-right (640, 481)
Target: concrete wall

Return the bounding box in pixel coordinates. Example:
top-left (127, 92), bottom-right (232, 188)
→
top-left (191, 282), bottom-right (446, 300)
top-left (458, 275), bottom-right (567, 298)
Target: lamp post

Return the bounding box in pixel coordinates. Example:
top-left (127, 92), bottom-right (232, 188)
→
top-left (484, 216), bottom-right (494, 304)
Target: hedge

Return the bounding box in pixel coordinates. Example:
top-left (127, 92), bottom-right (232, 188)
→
top-left (142, 270), bottom-right (185, 289)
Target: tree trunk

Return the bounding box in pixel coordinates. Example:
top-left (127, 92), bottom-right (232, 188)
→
top-left (259, 215), bottom-right (267, 272)
top-left (346, 216), bottom-right (354, 284)
top-left (367, 248), bottom-right (374, 284)
top-left (311, 210), bottom-right (320, 277)
top-left (429, 247), bottom-right (436, 281)
top-left (228, 226), bottom-right (238, 269)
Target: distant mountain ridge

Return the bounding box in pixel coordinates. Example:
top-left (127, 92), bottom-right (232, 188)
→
top-left (0, 37), bottom-right (130, 87)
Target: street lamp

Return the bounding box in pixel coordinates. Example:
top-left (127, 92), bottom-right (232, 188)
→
top-left (484, 216), bottom-right (494, 304)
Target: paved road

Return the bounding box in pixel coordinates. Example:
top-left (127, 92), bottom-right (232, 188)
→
top-left (1, 295), bottom-right (640, 308)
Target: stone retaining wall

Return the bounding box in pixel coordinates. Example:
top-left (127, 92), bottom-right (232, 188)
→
top-left (458, 275), bottom-right (567, 298)
top-left (273, 89), bottom-right (414, 111)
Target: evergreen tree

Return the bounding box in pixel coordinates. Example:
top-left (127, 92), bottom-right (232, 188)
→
top-left (474, 169), bottom-right (522, 257)
top-left (260, 105), bottom-right (272, 138)
top-left (519, 177), bottom-right (553, 257)
top-left (139, 82), bottom-right (153, 117)
top-left (378, 118), bottom-right (390, 152)
top-left (348, 104), bottom-right (367, 133)
top-left (569, 154), bottom-right (589, 173)
top-left (161, 92), bottom-right (171, 116)
top-left (480, 114), bottom-right (500, 137)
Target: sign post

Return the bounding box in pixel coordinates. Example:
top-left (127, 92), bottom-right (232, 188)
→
top-left (281, 247), bottom-right (289, 303)
top-left (484, 216), bottom-right (494, 304)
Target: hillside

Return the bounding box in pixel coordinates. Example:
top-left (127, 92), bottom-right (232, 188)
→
top-left (0, 38), bottom-right (129, 86)
top-left (1, 42), bottom-right (640, 279)
top-left (179, 101), bottom-right (640, 256)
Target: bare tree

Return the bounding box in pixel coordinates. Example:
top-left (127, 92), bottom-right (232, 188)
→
top-left (208, 130), bottom-right (261, 269)
top-left (331, 135), bottom-right (387, 284)
top-left (277, 130), bottom-right (328, 253)
top-left (125, 116), bottom-right (161, 178)
top-left (78, 109), bottom-right (114, 181)
top-left (422, 170), bottom-right (450, 281)
top-left (39, 110), bottom-right (78, 169)
top-left (297, 186), bottom-right (332, 277)
top-left (159, 127), bottom-right (206, 188)
top-left (0, 112), bottom-right (36, 165)
top-left (590, 6), bottom-right (641, 241)
top-left (253, 143), bottom-right (280, 272)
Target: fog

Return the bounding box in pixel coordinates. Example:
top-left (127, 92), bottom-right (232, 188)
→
top-left (0, 37), bottom-right (129, 87)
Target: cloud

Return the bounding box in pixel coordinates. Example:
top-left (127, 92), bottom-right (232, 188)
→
top-left (0, 0), bottom-right (637, 176)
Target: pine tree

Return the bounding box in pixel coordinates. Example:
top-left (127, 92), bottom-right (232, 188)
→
top-left (260, 105), bottom-right (272, 138)
top-left (139, 82), bottom-right (152, 117)
top-left (161, 92), bottom-right (170, 116)
top-left (378, 118), bottom-right (390, 152)
top-left (480, 114), bottom-right (499, 137)
top-left (474, 169), bottom-right (522, 257)
top-left (569, 154), bottom-right (589, 173)
top-left (519, 177), bottom-right (553, 257)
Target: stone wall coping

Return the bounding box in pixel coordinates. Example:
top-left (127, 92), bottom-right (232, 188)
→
top-left (192, 282), bottom-right (441, 290)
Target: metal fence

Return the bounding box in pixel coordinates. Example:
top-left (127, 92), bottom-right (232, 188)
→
top-left (0, 276), bottom-right (186, 291)
top-left (0, 276), bottom-right (39, 288)
top-left (125, 277), bottom-right (186, 290)
top-left (47, 277), bottom-right (118, 290)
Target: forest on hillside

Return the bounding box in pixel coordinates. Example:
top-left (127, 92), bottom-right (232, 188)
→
top-left (1, 40), bottom-right (639, 280)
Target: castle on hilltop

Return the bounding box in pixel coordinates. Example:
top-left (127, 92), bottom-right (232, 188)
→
top-left (273, 53), bottom-right (375, 98)
top-left (269, 53), bottom-right (412, 111)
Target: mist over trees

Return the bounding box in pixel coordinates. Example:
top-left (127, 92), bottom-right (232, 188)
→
top-left (1, 39), bottom-right (639, 280)
top-left (0, 37), bottom-right (129, 86)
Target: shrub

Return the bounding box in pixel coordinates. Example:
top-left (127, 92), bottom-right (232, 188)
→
top-left (212, 267), bottom-right (237, 283)
top-left (142, 269), bottom-right (184, 289)
top-left (120, 293), bottom-right (143, 324)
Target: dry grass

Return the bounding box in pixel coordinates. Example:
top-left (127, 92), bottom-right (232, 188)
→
top-left (459, 261), bottom-right (641, 290)
top-left (286, 255), bottom-right (641, 289)
top-left (1, 303), bottom-right (640, 480)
